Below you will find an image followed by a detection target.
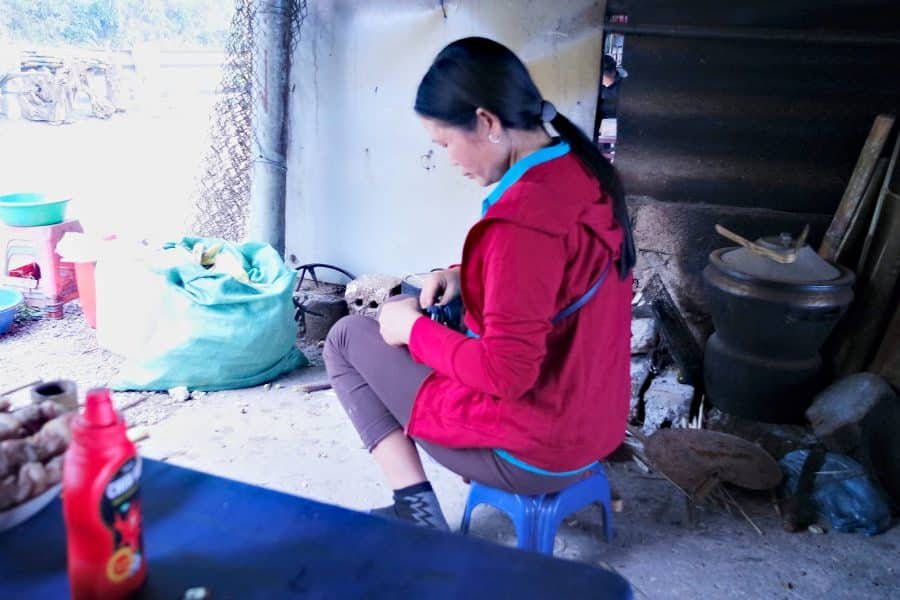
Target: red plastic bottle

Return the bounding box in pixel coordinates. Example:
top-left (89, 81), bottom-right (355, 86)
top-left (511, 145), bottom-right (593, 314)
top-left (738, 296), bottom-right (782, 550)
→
top-left (63, 388), bottom-right (146, 599)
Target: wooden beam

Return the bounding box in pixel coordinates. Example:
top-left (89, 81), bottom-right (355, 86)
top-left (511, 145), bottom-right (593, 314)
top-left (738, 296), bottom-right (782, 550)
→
top-left (834, 157), bottom-right (887, 268)
top-left (835, 190), bottom-right (900, 375)
top-left (858, 134), bottom-right (900, 276)
top-left (819, 114), bottom-right (894, 261)
top-left (642, 274), bottom-right (704, 392)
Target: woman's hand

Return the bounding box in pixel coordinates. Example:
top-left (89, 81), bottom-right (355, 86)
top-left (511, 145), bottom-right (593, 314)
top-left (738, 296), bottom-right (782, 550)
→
top-left (420, 267), bottom-right (461, 309)
top-left (378, 297), bottom-right (423, 346)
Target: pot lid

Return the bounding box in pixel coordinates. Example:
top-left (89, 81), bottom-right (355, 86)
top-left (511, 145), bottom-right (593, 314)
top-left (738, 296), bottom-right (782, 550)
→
top-left (721, 232), bottom-right (841, 284)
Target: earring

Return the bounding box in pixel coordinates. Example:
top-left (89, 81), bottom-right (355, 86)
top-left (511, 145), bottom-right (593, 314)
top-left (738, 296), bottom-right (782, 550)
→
top-left (488, 133), bottom-right (501, 144)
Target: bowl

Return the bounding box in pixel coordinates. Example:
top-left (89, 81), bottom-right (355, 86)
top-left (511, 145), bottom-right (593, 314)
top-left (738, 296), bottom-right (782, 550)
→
top-left (0, 193), bottom-right (70, 227)
top-left (0, 288), bottom-right (24, 334)
top-left (0, 484), bottom-right (62, 532)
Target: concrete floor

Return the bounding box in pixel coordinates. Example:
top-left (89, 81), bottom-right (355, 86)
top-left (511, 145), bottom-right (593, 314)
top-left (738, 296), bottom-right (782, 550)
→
top-left (2, 304), bottom-right (899, 598)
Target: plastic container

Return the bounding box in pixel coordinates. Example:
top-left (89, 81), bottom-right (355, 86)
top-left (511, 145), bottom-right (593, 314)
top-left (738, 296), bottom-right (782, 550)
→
top-left (56, 232), bottom-right (116, 328)
top-left (74, 261), bottom-right (98, 328)
top-left (0, 193), bottom-right (70, 227)
top-left (30, 379), bottom-right (79, 411)
top-left (63, 388), bottom-right (146, 599)
top-left (0, 288), bottom-right (23, 334)
top-left (2, 219), bottom-right (83, 319)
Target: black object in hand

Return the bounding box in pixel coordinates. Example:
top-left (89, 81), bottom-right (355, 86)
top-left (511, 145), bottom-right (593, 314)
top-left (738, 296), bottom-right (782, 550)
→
top-left (425, 299), bottom-right (463, 329)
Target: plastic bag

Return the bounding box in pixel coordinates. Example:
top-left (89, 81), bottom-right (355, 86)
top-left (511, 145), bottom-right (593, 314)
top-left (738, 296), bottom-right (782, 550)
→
top-left (779, 450), bottom-right (891, 536)
top-left (97, 237), bottom-right (307, 391)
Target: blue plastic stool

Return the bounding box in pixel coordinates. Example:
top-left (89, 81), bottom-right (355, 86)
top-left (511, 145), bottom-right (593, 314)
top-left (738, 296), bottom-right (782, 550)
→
top-left (459, 462), bottom-right (614, 554)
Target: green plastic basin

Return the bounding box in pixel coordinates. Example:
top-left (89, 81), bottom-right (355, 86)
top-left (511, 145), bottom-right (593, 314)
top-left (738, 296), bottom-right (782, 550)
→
top-left (0, 193), bottom-right (70, 227)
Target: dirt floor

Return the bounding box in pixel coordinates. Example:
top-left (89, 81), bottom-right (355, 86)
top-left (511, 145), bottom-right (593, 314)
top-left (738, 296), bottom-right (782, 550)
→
top-left (1, 303), bottom-right (899, 599)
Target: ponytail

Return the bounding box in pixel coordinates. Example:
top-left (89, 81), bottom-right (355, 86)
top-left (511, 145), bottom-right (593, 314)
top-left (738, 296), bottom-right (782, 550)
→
top-left (550, 112), bottom-right (636, 279)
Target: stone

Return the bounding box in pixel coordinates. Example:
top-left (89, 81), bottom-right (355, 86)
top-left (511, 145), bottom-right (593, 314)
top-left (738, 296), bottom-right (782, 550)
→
top-left (806, 373), bottom-right (900, 510)
top-left (808, 524), bottom-right (826, 535)
top-left (630, 357), bottom-right (652, 421)
top-left (631, 318), bottom-right (659, 354)
top-left (806, 373), bottom-right (896, 442)
top-left (167, 386), bottom-right (191, 402)
top-left (642, 370), bottom-right (694, 435)
top-left (344, 274), bottom-right (402, 318)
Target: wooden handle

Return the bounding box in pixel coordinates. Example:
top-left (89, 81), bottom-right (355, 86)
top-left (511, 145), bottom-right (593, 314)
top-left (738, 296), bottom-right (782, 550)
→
top-left (1, 380), bottom-right (43, 397)
top-left (795, 224), bottom-right (810, 250)
top-left (127, 426), bottom-right (149, 444)
top-left (296, 382), bottom-right (332, 393)
top-left (715, 224), bottom-right (801, 264)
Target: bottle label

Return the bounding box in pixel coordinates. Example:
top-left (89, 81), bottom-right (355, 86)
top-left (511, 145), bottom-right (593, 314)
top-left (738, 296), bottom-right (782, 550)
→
top-left (100, 457), bottom-right (144, 583)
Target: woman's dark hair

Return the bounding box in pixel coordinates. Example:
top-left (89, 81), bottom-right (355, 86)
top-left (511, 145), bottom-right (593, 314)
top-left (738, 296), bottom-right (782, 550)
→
top-left (415, 37), bottom-right (635, 279)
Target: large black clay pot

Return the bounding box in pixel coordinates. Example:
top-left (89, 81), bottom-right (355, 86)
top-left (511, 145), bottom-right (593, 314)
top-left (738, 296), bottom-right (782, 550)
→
top-left (703, 233), bottom-right (854, 423)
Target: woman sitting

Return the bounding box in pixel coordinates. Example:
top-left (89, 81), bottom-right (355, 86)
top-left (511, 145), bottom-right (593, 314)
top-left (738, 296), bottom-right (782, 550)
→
top-left (324, 37), bottom-right (635, 530)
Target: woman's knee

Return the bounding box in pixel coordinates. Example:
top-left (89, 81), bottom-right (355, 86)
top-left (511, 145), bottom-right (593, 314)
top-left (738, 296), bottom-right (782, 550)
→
top-left (323, 314), bottom-right (375, 369)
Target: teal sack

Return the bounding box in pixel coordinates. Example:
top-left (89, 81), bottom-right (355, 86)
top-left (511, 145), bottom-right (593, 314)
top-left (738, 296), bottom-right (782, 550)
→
top-left (101, 237), bottom-right (308, 391)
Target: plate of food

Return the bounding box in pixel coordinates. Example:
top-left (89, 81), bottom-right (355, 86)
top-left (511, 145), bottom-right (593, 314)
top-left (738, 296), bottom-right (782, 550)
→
top-left (0, 482), bottom-right (62, 531)
top-left (0, 398), bottom-right (74, 532)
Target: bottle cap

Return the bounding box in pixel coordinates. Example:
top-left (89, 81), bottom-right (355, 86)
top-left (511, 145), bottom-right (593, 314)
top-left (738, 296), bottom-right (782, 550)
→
top-left (82, 388), bottom-right (117, 427)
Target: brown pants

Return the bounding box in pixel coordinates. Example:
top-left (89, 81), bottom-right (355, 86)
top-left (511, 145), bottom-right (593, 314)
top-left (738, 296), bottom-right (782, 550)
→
top-left (323, 313), bottom-right (583, 495)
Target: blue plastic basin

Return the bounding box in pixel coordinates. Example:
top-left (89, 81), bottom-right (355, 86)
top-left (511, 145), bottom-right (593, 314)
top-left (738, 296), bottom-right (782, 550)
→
top-left (0, 193), bottom-right (70, 227)
top-left (0, 288), bottom-right (24, 335)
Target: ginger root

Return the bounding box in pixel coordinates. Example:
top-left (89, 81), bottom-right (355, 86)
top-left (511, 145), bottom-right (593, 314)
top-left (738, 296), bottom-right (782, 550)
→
top-left (0, 404), bottom-right (73, 511)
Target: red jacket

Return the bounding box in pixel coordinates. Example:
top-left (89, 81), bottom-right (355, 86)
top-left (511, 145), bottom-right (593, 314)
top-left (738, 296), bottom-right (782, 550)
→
top-left (407, 152), bottom-right (631, 471)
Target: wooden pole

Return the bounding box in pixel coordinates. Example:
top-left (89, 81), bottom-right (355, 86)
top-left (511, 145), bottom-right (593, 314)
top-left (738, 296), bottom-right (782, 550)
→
top-left (820, 115), bottom-right (894, 261)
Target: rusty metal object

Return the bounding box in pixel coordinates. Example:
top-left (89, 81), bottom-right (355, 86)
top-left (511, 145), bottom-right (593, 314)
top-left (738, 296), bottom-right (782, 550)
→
top-left (295, 263), bottom-right (356, 290)
top-left (644, 429), bottom-right (782, 495)
top-left (292, 264), bottom-right (354, 335)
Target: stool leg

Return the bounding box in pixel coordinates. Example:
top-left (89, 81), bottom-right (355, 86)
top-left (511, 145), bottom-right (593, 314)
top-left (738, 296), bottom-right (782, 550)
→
top-left (601, 501), bottom-right (614, 542)
top-left (460, 500), bottom-right (476, 535)
top-left (460, 486), bottom-right (542, 551)
top-left (536, 524), bottom-right (557, 555)
top-left (592, 472), bottom-right (614, 542)
top-left (536, 498), bottom-right (563, 555)
top-left (513, 503), bottom-right (537, 551)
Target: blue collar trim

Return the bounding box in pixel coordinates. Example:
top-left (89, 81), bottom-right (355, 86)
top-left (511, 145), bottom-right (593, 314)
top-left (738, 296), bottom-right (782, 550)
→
top-left (481, 141), bottom-right (570, 216)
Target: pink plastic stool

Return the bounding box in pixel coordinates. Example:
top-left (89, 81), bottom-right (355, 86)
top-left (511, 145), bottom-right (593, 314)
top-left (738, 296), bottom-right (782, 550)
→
top-left (1, 219), bottom-right (83, 318)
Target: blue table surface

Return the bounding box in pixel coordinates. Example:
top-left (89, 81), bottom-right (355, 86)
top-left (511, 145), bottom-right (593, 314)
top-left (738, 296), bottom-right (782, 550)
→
top-left (0, 458), bottom-right (632, 599)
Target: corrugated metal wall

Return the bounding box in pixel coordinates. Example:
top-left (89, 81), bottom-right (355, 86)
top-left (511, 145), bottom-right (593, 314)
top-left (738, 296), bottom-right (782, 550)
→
top-left (610, 0), bottom-right (900, 215)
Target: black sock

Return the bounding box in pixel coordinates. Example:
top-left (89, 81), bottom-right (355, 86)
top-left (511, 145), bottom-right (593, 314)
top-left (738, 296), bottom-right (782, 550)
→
top-left (393, 481), bottom-right (434, 499)
top-left (370, 481), bottom-right (450, 531)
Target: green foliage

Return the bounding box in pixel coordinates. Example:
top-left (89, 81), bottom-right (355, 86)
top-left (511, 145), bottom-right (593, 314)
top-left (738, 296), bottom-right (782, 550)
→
top-left (0, 0), bottom-right (232, 49)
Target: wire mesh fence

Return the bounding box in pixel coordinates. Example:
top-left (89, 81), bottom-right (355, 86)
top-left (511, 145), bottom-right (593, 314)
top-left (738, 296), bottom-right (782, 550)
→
top-left (188, 0), bottom-right (307, 242)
